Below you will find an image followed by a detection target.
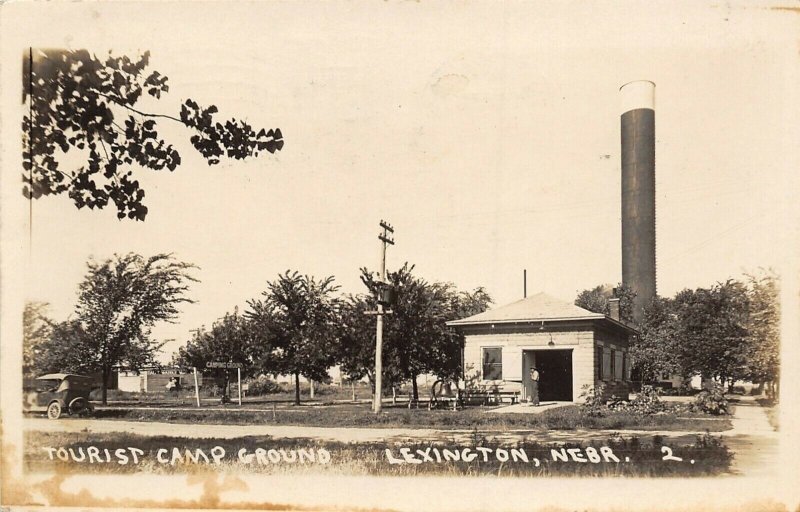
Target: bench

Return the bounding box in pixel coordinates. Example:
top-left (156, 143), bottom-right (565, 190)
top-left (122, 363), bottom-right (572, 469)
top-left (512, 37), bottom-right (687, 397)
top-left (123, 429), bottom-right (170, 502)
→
top-left (461, 390), bottom-right (519, 406)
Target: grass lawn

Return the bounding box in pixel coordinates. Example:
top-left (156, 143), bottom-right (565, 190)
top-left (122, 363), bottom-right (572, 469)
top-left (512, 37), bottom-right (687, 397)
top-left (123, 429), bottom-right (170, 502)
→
top-left (25, 430), bottom-right (732, 477)
top-left (88, 403), bottom-right (732, 432)
top-left (757, 398), bottom-right (779, 431)
top-left (93, 384), bottom-right (364, 404)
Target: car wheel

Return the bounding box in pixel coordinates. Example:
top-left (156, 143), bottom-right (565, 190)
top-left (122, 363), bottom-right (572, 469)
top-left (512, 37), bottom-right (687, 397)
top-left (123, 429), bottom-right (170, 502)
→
top-left (69, 397), bottom-right (88, 415)
top-left (47, 401), bottom-right (62, 420)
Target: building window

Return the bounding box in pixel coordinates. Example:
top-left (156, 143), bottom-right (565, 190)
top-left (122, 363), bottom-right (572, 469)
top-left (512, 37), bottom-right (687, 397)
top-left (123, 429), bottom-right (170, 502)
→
top-left (610, 349), bottom-right (616, 381)
top-left (596, 346), bottom-right (604, 380)
top-left (602, 351), bottom-right (611, 381)
top-left (622, 352), bottom-right (628, 381)
top-left (482, 347), bottom-right (502, 380)
top-left (614, 351), bottom-right (624, 381)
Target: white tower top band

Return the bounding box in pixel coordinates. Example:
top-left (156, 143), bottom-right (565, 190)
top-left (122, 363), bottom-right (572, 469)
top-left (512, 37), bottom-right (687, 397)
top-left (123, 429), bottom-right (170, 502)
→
top-left (620, 80), bottom-right (655, 113)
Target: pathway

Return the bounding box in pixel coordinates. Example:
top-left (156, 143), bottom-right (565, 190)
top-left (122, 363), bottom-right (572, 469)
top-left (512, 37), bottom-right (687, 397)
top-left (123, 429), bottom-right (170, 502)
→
top-left (724, 396), bottom-right (779, 477)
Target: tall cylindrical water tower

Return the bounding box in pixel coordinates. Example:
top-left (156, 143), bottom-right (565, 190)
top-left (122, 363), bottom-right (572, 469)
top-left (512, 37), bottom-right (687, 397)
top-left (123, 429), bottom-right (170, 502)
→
top-left (620, 80), bottom-right (656, 322)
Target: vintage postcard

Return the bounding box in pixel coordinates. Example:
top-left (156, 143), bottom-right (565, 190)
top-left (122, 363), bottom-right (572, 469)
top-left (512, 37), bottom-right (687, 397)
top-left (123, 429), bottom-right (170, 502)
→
top-left (1, 1), bottom-right (798, 511)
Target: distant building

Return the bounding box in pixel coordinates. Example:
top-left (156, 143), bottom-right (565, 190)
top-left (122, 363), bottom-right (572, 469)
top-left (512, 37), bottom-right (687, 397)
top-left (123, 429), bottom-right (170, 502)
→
top-left (117, 367), bottom-right (202, 393)
top-left (447, 292), bottom-right (637, 402)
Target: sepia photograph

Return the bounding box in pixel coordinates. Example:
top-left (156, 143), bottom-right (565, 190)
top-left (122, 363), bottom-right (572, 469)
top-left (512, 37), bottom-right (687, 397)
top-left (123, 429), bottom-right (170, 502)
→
top-left (1, 1), bottom-right (798, 511)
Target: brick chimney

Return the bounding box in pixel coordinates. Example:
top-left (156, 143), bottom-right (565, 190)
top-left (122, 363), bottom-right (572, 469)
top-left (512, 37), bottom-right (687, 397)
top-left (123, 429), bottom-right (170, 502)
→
top-left (608, 297), bottom-right (621, 321)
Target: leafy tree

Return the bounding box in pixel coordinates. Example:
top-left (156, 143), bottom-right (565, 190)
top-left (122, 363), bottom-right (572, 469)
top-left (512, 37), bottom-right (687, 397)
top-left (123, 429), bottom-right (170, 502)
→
top-left (628, 296), bottom-right (683, 382)
top-left (23, 301), bottom-right (53, 379)
top-left (450, 287), bottom-right (493, 321)
top-left (25, 318), bottom-right (95, 378)
top-left (743, 271), bottom-right (780, 397)
top-left (671, 280), bottom-right (750, 390)
top-left (359, 264), bottom-right (492, 402)
top-left (22, 49), bottom-right (284, 220)
top-left (75, 253), bottom-right (197, 403)
top-left (574, 282), bottom-right (636, 324)
top-left (337, 295), bottom-right (378, 391)
top-left (359, 264), bottom-right (435, 401)
top-left (443, 287), bottom-right (493, 380)
top-left (247, 271), bottom-right (340, 405)
top-left (174, 308), bottom-right (264, 396)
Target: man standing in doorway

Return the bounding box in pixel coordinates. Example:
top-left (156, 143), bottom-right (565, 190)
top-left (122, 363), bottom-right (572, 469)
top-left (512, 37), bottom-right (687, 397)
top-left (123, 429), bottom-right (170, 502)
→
top-left (529, 366), bottom-right (540, 406)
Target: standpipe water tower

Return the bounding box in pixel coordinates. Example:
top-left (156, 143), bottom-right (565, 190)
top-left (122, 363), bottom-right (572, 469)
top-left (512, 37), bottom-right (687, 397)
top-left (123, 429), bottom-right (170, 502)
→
top-left (620, 80), bottom-right (657, 322)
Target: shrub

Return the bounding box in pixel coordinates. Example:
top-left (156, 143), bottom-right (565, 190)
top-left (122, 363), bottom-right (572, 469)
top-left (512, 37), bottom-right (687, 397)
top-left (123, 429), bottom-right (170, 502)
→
top-left (690, 387), bottom-right (729, 415)
top-left (579, 383), bottom-right (607, 417)
top-left (592, 383), bottom-right (680, 417)
top-left (243, 375), bottom-right (283, 396)
top-left (206, 384), bottom-right (222, 397)
top-left (629, 385), bottom-right (666, 415)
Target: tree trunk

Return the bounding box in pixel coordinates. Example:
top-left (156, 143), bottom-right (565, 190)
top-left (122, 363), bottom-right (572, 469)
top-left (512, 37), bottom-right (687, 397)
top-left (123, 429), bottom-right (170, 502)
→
top-left (411, 373), bottom-right (419, 403)
top-left (310, 379), bottom-right (315, 399)
top-left (294, 373), bottom-right (300, 406)
top-left (101, 366), bottom-right (110, 405)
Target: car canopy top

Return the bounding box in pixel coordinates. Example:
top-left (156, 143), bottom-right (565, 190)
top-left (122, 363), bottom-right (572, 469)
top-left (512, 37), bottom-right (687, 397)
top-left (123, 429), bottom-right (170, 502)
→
top-left (36, 374), bottom-right (94, 389)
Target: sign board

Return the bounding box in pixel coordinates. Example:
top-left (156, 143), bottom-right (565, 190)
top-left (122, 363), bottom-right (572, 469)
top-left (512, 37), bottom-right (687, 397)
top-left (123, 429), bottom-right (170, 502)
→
top-left (206, 362), bottom-right (243, 369)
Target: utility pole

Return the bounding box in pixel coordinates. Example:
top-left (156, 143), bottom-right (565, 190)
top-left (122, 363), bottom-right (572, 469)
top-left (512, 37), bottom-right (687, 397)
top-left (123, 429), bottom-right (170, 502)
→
top-left (373, 220), bottom-right (394, 413)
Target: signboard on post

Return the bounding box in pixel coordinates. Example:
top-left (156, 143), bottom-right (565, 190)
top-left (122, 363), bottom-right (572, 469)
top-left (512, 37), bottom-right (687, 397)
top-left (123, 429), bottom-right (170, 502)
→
top-left (206, 362), bottom-right (243, 369)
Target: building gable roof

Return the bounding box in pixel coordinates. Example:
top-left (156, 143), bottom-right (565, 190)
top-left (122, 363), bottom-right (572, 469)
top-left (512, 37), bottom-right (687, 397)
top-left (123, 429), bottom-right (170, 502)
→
top-left (447, 292), bottom-right (606, 326)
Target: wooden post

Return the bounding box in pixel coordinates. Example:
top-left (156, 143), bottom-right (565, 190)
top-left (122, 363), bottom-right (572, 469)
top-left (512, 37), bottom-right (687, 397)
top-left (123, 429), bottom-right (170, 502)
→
top-left (351, 381), bottom-right (356, 402)
top-left (193, 367), bottom-right (200, 408)
top-left (374, 220), bottom-right (394, 413)
top-left (237, 367), bottom-right (242, 406)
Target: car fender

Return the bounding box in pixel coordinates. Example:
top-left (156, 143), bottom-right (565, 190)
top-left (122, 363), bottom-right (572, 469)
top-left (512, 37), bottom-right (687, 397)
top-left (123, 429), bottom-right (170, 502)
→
top-left (68, 397), bottom-right (90, 414)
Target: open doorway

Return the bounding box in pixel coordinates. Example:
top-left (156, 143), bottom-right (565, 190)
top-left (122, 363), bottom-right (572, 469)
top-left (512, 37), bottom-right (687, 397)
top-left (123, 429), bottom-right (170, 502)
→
top-left (525, 349), bottom-right (573, 401)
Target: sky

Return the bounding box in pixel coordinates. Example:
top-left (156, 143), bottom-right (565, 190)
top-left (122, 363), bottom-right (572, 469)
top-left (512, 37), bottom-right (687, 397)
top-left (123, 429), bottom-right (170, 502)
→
top-left (4, 1), bottom-right (798, 361)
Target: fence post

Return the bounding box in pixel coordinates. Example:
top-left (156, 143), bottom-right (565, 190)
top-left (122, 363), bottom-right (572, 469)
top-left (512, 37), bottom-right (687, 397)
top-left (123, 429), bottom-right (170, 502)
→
top-left (193, 367), bottom-right (200, 408)
top-left (237, 367), bottom-right (242, 406)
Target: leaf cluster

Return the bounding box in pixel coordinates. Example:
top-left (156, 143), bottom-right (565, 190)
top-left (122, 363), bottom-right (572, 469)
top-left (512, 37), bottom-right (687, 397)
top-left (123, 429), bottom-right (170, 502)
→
top-left (574, 282), bottom-right (636, 324)
top-left (22, 49), bottom-right (283, 220)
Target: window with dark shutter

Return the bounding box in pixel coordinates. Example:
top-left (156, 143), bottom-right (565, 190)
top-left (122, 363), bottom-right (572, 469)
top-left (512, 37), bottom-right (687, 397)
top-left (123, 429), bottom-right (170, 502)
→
top-left (610, 349), bottom-right (616, 381)
top-left (596, 346), bottom-right (604, 380)
top-left (482, 347), bottom-right (502, 380)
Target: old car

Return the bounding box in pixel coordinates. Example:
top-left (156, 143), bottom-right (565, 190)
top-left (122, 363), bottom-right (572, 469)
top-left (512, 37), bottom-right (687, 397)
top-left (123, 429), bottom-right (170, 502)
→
top-left (23, 373), bottom-right (95, 419)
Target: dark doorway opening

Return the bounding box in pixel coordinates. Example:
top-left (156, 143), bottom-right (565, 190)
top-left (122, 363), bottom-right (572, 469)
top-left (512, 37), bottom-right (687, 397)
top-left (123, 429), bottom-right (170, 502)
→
top-left (534, 349), bottom-right (573, 401)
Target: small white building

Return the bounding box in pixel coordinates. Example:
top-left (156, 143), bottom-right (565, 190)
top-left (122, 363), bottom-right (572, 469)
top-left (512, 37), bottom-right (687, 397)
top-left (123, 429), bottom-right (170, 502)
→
top-left (117, 368), bottom-right (202, 393)
top-left (447, 292), bottom-right (637, 402)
